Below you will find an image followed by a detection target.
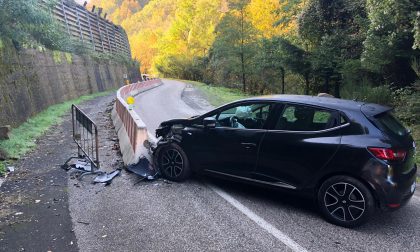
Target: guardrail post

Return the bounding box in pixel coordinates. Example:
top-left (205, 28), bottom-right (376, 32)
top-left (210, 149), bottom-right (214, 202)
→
top-left (61, 0), bottom-right (71, 35)
top-left (95, 11), bottom-right (105, 53)
top-left (86, 10), bottom-right (96, 50)
top-left (75, 7), bottom-right (84, 42)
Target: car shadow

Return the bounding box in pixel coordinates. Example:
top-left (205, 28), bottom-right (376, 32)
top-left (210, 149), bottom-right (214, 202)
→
top-left (201, 175), bottom-right (319, 216)
top-left (199, 175), bottom-right (420, 234)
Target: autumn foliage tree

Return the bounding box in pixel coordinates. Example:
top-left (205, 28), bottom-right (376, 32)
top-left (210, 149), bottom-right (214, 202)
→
top-left (93, 0), bottom-right (419, 99)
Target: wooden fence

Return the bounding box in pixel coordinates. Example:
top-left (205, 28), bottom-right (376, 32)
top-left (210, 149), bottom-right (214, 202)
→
top-left (42, 0), bottom-right (131, 58)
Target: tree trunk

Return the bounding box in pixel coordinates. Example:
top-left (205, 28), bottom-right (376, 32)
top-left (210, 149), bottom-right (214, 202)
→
top-left (240, 8), bottom-right (246, 93)
top-left (324, 74), bottom-right (330, 93)
top-left (241, 52), bottom-right (246, 92)
top-left (260, 73), bottom-right (266, 95)
top-left (280, 67), bottom-right (285, 94)
top-left (334, 80), bottom-right (341, 98)
top-left (260, 85), bottom-right (265, 95)
top-left (305, 74), bottom-right (310, 95)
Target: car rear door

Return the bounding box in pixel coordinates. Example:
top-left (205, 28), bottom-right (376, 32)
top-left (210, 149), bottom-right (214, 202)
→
top-left (254, 103), bottom-right (344, 189)
top-left (184, 101), bottom-right (275, 178)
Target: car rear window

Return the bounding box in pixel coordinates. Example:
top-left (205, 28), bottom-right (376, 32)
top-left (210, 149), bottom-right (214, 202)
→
top-left (374, 112), bottom-right (408, 137)
top-left (275, 105), bottom-right (339, 131)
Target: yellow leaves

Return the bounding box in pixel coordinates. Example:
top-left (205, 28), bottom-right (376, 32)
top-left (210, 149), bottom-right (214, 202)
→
top-left (246, 0), bottom-right (280, 38)
top-left (246, 0), bottom-right (299, 39)
top-left (88, 0), bottom-right (304, 74)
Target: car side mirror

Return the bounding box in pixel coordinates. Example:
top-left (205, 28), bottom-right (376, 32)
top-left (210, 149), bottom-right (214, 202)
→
top-left (203, 117), bottom-right (216, 128)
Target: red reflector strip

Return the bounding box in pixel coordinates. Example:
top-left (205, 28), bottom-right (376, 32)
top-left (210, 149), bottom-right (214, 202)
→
top-left (368, 147), bottom-right (407, 161)
top-left (387, 203), bottom-right (401, 208)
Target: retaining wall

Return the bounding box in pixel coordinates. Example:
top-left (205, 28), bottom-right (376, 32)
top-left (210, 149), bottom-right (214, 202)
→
top-left (0, 43), bottom-right (130, 127)
top-left (111, 79), bottom-right (163, 165)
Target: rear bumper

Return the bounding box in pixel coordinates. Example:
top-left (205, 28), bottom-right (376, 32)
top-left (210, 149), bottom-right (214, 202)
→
top-left (362, 160), bottom-right (417, 210)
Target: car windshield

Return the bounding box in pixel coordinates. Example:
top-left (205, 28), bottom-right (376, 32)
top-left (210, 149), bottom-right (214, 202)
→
top-left (374, 112), bottom-right (408, 137)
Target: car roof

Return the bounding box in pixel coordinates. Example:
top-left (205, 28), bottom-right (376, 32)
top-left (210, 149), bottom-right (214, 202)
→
top-left (239, 95), bottom-right (391, 115)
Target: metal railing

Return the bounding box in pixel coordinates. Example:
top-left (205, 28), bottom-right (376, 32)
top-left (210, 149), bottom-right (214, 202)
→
top-left (62, 104), bottom-right (100, 174)
top-left (71, 104), bottom-right (100, 169)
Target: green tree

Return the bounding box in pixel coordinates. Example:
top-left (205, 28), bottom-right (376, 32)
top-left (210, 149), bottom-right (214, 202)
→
top-left (153, 0), bottom-right (223, 77)
top-left (0, 0), bottom-right (72, 50)
top-left (275, 37), bottom-right (312, 94)
top-left (362, 0), bottom-right (420, 87)
top-left (210, 0), bottom-right (256, 92)
top-left (299, 0), bottom-right (367, 97)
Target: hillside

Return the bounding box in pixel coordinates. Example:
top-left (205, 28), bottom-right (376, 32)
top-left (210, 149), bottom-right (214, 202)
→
top-left (87, 0), bottom-right (293, 75)
top-left (88, 0), bottom-right (418, 119)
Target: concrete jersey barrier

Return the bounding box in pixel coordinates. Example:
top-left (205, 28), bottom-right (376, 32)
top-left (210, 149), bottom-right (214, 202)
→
top-left (111, 79), bottom-right (163, 165)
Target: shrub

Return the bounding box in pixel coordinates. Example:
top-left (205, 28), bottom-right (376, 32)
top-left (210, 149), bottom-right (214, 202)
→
top-left (341, 83), bottom-right (393, 106)
top-left (392, 85), bottom-right (420, 126)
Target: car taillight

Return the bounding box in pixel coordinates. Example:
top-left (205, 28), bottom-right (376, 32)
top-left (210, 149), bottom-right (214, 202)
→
top-left (368, 147), bottom-right (407, 161)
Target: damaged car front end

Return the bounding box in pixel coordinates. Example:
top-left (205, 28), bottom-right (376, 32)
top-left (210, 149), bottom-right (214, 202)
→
top-left (153, 117), bottom-right (200, 181)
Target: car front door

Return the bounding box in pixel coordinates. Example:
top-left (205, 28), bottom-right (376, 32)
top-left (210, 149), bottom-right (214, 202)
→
top-left (254, 103), bottom-right (344, 189)
top-left (184, 102), bottom-right (274, 178)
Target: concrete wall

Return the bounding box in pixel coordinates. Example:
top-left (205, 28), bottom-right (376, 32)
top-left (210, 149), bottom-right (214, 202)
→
top-left (0, 44), bottom-right (129, 127)
top-left (112, 79), bottom-right (163, 165)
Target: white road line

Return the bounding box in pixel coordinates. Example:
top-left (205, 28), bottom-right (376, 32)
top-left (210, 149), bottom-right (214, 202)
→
top-left (208, 183), bottom-right (308, 252)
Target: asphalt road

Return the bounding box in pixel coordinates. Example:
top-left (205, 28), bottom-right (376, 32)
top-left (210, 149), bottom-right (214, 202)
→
top-left (132, 79), bottom-right (420, 252)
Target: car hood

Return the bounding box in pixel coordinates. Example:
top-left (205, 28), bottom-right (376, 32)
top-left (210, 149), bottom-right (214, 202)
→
top-left (158, 118), bottom-right (194, 127)
top-left (156, 117), bottom-right (196, 138)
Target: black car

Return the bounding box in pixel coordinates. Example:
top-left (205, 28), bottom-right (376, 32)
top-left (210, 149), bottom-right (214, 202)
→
top-left (154, 95), bottom-right (417, 227)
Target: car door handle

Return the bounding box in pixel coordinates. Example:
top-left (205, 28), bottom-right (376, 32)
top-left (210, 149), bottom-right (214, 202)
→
top-left (241, 142), bottom-right (257, 149)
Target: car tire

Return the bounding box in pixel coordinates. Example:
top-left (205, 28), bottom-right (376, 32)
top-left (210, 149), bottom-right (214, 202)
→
top-left (318, 175), bottom-right (375, 228)
top-left (157, 143), bottom-right (191, 182)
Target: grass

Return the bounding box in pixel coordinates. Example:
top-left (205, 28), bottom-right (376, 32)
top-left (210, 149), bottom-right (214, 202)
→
top-left (0, 89), bottom-right (114, 176)
top-left (183, 80), bottom-right (249, 107)
top-left (0, 162), bottom-right (5, 176)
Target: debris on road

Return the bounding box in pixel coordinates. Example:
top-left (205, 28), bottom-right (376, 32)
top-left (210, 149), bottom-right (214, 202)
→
top-left (126, 157), bottom-right (158, 181)
top-left (93, 170), bottom-right (121, 184)
top-left (63, 158), bottom-right (120, 184)
top-left (74, 162), bottom-right (91, 172)
top-left (7, 166), bottom-right (15, 173)
top-left (62, 158), bottom-right (91, 172)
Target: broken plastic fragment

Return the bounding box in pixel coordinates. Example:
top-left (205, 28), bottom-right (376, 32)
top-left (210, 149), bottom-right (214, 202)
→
top-left (93, 170), bottom-right (120, 184)
top-left (7, 166), bottom-right (15, 172)
top-left (126, 157), bottom-right (157, 179)
top-left (62, 158), bottom-right (92, 172)
top-left (74, 162), bottom-right (92, 172)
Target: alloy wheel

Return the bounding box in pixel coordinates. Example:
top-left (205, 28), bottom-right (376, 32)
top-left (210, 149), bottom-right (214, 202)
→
top-left (161, 149), bottom-right (184, 178)
top-left (324, 182), bottom-right (366, 222)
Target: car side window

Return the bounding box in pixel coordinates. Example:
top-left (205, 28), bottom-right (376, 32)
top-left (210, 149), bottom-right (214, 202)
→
top-left (275, 105), bottom-right (338, 131)
top-left (216, 103), bottom-right (272, 129)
